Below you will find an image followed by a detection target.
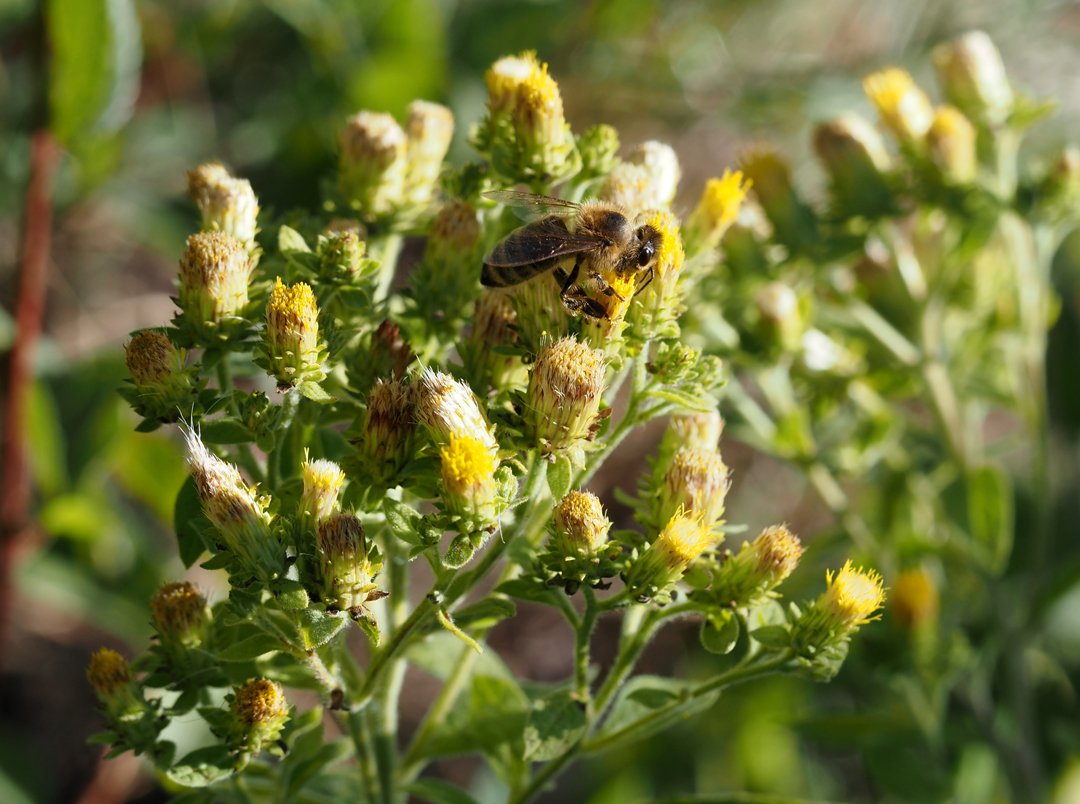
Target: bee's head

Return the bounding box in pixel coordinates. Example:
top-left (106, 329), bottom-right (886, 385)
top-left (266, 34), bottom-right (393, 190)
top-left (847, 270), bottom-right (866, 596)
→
top-left (632, 224), bottom-right (662, 271)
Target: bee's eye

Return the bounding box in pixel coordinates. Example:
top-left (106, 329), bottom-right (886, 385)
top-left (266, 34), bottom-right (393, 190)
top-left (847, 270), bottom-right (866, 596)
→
top-left (637, 241), bottom-right (656, 267)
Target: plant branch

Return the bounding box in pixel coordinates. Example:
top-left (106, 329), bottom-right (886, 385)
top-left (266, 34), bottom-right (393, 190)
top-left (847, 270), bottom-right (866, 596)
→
top-left (0, 129), bottom-right (60, 661)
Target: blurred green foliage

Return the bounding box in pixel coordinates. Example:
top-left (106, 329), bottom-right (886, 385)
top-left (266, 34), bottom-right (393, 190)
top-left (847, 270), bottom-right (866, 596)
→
top-left (4, 0), bottom-right (1080, 802)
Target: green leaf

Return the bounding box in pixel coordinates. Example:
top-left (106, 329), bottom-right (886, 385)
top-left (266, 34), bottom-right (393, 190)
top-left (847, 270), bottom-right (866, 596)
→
top-left (750, 625), bottom-right (791, 650)
top-left (27, 381), bottom-right (67, 496)
top-left (966, 464), bottom-right (1013, 573)
top-left (199, 420), bottom-right (256, 445)
top-left (699, 611), bottom-right (740, 655)
top-left (523, 689), bottom-right (587, 761)
top-left (644, 385), bottom-right (715, 414)
top-left (271, 579), bottom-right (310, 611)
top-left (447, 597), bottom-right (516, 633)
top-left (545, 455), bottom-right (572, 500)
top-left (421, 674), bottom-right (528, 759)
top-left (165, 745), bottom-right (236, 788)
top-left (284, 740), bottom-right (351, 797)
top-left (295, 607), bottom-right (346, 650)
top-left (217, 633), bottom-right (286, 661)
top-left (384, 498), bottom-right (420, 544)
top-left (405, 779), bottom-right (480, 804)
top-left (278, 226), bottom-right (312, 255)
top-left (299, 381), bottom-right (333, 402)
top-left (46, 0), bottom-right (141, 142)
top-left (495, 578), bottom-right (561, 606)
top-left (591, 675), bottom-right (718, 753)
top-left (173, 476), bottom-right (210, 568)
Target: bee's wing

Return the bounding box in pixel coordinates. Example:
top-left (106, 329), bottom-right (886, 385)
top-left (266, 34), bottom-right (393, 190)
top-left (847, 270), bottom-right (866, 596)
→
top-left (483, 216), bottom-right (603, 268)
top-left (483, 189), bottom-right (582, 219)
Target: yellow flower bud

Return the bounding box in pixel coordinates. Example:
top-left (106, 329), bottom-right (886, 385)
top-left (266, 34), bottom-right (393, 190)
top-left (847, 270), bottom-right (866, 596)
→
top-left (339, 111), bottom-right (408, 217)
top-left (124, 330), bottom-right (187, 390)
top-left (794, 560), bottom-right (886, 654)
top-left (404, 100), bottom-right (454, 207)
top-left (657, 447), bottom-right (731, 529)
top-left (356, 378), bottom-right (418, 487)
top-left (316, 512), bottom-right (383, 612)
top-left (863, 68), bottom-right (934, 143)
top-left (87, 647), bottom-right (144, 720)
top-left (927, 106), bottom-right (977, 183)
top-left (416, 369), bottom-right (497, 452)
top-left (429, 199), bottom-right (481, 259)
top-left (752, 525), bottom-right (804, 586)
top-left (812, 115), bottom-right (892, 214)
top-left (178, 231), bottom-right (252, 332)
top-left (823, 561), bottom-right (886, 628)
top-left (301, 457), bottom-right (345, 522)
top-left (318, 230), bottom-right (367, 280)
top-left (755, 281), bottom-right (804, 353)
top-left (151, 581), bottom-right (210, 648)
top-left (552, 490), bottom-right (611, 556)
top-left (685, 169), bottom-right (752, 251)
top-left (625, 510), bottom-right (720, 602)
top-left (707, 524), bottom-right (804, 607)
top-left (933, 30), bottom-right (1013, 126)
top-left (526, 337), bottom-right (606, 455)
top-left (462, 292), bottom-right (527, 391)
top-left (482, 52), bottom-right (576, 181)
top-left (599, 141), bottom-right (680, 211)
top-left (264, 277), bottom-right (326, 387)
top-left (187, 162), bottom-right (260, 248)
top-left (890, 567), bottom-right (939, 628)
top-left (666, 411), bottom-right (724, 453)
top-left (182, 425), bottom-right (278, 578)
top-left (630, 140), bottom-right (681, 207)
top-left (86, 647), bottom-right (132, 701)
top-left (230, 678), bottom-right (290, 752)
top-left (439, 433), bottom-right (500, 529)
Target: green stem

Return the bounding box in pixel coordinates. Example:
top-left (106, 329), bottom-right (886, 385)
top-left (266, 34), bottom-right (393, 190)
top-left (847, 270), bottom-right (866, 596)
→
top-left (575, 587), bottom-right (599, 706)
top-left (342, 710), bottom-right (381, 804)
top-left (584, 650), bottom-right (795, 754)
top-left (510, 738), bottom-right (584, 804)
top-left (305, 649), bottom-right (342, 705)
top-left (353, 597), bottom-right (436, 709)
top-left (372, 519), bottom-right (409, 804)
top-left (398, 457), bottom-right (554, 782)
top-left (577, 358), bottom-right (646, 488)
top-left (372, 234), bottom-right (404, 303)
top-left (592, 607), bottom-right (657, 718)
top-left (214, 357), bottom-right (264, 482)
top-left (805, 461), bottom-right (876, 558)
top-left (399, 645), bottom-right (479, 777)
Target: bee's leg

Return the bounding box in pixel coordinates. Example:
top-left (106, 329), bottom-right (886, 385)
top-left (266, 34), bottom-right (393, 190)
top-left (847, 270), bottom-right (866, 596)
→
top-left (558, 256), bottom-right (584, 297)
top-left (557, 256), bottom-right (587, 314)
top-left (632, 266), bottom-right (655, 297)
top-left (564, 286), bottom-right (606, 319)
top-left (579, 296), bottom-right (608, 319)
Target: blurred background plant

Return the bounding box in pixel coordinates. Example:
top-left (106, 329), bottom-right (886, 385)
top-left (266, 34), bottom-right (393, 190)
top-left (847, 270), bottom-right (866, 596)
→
top-left (4, 0), bottom-right (1080, 802)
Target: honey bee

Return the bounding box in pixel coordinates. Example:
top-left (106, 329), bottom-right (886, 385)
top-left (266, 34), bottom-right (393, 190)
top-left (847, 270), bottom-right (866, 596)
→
top-left (480, 190), bottom-right (662, 319)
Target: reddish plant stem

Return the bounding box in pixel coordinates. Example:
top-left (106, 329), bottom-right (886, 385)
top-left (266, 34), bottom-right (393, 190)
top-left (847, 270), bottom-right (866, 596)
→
top-left (0, 129), bottom-right (61, 662)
